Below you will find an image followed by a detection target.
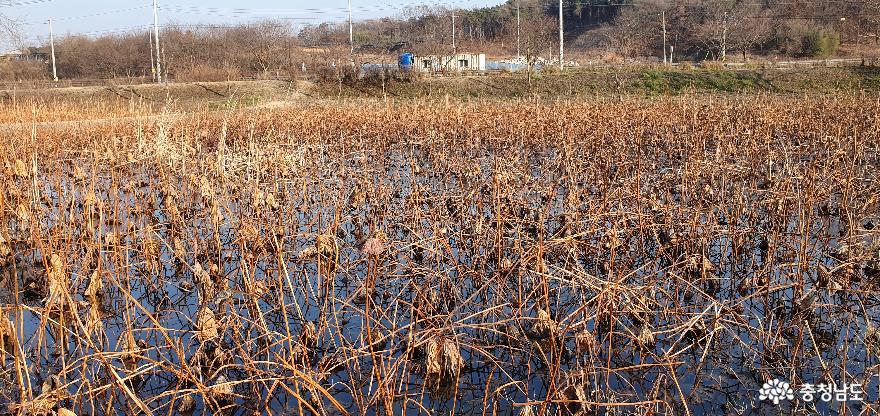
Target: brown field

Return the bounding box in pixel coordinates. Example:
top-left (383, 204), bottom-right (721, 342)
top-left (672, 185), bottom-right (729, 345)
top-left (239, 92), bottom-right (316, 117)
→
top-left (0, 91), bottom-right (878, 415)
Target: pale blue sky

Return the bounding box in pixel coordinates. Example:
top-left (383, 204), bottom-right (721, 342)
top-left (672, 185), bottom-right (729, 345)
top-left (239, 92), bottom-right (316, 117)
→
top-left (4, 0), bottom-right (503, 47)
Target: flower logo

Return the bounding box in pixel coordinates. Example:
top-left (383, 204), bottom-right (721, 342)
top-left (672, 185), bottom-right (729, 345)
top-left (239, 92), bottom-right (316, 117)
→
top-left (759, 379), bottom-right (794, 404)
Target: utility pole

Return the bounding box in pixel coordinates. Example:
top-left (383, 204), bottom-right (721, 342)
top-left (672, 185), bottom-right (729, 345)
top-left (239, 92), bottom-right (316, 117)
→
top-left (152, 0), bottom-right (163, 84)
top-left (148, 30), bottom-right (155, 80)
top-left (47, 18), bottom-right (58, 81)
top-left (661, 10), bottom-right (667, 65)
top-left (558, 0), bottom-right (564, 71)
top-left (348, 0), bottom-right (354, 65)
top-left (452, 11), bottom-right (456, 55)
top-left (516, 0), bottom-right (520, 58)
top-left (721, 11), bottom-right (728, 61)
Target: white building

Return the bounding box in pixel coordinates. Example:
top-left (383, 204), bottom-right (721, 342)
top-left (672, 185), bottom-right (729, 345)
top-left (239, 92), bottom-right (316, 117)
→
top-left (415, 53), bottom-right (486, 73)
top-left (0, 48), bottom-right (49, 63)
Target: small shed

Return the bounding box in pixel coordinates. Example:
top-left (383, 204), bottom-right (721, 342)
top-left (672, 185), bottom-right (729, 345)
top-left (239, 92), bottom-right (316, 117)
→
top-left (415, 53), bottom-right (486, 73)
top-left (0, 48), bottom-right (49, 62)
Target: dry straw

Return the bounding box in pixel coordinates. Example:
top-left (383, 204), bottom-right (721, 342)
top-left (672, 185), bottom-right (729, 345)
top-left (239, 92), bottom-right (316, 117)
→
top-left (0, 95), bottom-right (877, 415)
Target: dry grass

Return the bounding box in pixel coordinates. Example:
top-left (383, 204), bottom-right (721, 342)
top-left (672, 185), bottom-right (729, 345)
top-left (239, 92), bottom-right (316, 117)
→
top-left (0, 95), bottom-right (877, 414)
top-left (0, 98), bottom-right (147, 124)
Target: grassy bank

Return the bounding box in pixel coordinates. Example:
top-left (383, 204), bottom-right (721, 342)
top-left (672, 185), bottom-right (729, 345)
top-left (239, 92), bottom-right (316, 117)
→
top-left (2, 66), bottom-right (880, 113)
top-left (317, 65), bottom-right (880, 98)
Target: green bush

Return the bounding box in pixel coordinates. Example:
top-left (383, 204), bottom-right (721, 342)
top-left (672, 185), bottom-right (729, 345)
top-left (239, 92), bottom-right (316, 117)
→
top-left (801, 30), bottom-right (839, 58)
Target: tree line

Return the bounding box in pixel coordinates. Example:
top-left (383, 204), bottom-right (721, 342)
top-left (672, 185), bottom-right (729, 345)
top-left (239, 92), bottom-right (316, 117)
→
top-left (2, 0), bottom-right (879, 81)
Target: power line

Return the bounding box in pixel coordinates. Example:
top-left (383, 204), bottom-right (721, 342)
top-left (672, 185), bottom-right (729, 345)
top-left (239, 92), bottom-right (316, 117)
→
top-left (14, 0), bottom-right (880, 47)
top-left (0, 0), bottom-right (53, 8)
top-left (158, 0), bottom-right (494, 17)
top-left (21, 5), bottom-right (153, 26)
top-left (158, 6), bottom-right (345, 21)
top-left (54, 6), bottom-right (152, 22)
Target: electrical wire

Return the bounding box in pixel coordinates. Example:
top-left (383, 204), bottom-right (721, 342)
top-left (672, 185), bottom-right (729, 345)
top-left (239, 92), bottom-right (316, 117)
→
top-left (9, 0), bottom-right (880, 45)
top-left (0, 0), bottom-right (54, 8)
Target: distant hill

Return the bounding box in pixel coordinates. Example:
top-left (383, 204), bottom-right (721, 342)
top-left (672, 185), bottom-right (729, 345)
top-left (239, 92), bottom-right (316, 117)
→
top-left (463, 0), bottom-right (629, 34)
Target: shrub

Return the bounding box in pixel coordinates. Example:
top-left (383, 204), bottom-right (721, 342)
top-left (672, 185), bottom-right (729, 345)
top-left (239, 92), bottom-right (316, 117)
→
top-left (0, 61), bottom-right (49, 81)
top-left (313, 64), bottom-right (358, 84)
top-left (801, 30), bottom-right (839, 58)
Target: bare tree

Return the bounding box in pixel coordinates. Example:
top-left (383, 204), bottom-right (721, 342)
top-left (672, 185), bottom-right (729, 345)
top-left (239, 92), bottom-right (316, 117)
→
top-left (520, 13), bottom-right (554, 88)
top-left (0, 8), bottom-right (23, 48)
top-left (245, 21), bottom-right (292, 75)
top-left (604, 2), bottom-right (663, 58)
top-left (728, 3), bottom-right (774, 61)
top-left (839, 0), bottom-right (880, 59)
top-left (7, 0), bottom-right (880, 82)
top-left (685, 0), bottom-right (768, 61)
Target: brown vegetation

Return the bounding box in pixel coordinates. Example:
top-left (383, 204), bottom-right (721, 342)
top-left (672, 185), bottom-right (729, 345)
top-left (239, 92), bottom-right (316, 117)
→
top-left (0, 95), bottom-right (877, 414)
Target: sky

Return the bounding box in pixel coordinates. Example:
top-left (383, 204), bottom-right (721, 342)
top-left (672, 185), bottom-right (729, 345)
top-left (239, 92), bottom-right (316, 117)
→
top-left (2, 0), bottom-right (503, 49)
